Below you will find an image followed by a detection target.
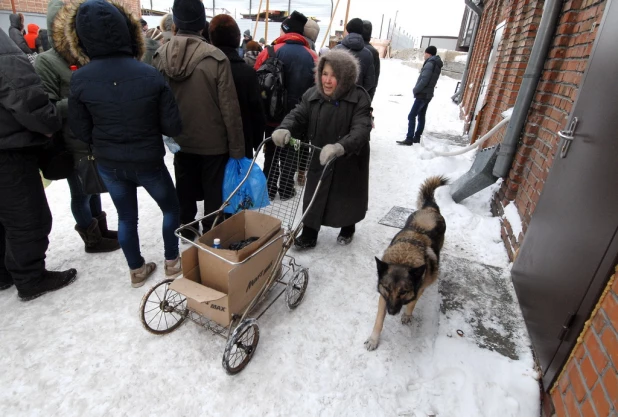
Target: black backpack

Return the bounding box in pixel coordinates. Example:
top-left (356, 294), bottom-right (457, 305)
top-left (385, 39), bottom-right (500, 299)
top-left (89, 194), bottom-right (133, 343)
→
top-left (256, 46), bottom-right (287, 123)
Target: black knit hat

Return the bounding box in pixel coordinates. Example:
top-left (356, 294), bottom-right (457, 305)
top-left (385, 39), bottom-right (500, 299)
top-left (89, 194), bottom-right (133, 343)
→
top-left (209, 14), bottom-right (240, 48)
top-left (281, 10), bottom-right (308, 34)
top-left (362, 20), bottom-right (372, 42)
top-left (346, 18), bottom-right (364, 35)
top-left (425, 45), bottom-right (437, 56)
top-left (172, 0), bottom-right (206, 33)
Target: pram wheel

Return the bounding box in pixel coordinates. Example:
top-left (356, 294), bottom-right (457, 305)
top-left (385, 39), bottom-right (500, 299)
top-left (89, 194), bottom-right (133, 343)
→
top-left (222, 319), bottom-right (260, 374)
top-left (286, 268), bottom-right (309, 309)
top-left (140, 279), bottom-right (187, 335)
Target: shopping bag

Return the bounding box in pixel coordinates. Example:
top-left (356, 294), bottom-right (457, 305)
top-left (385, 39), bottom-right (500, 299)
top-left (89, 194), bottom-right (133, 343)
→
top-left (76, 152), bottom-right (108, 195)
top-left (222, 157), bottom-right (269, 214)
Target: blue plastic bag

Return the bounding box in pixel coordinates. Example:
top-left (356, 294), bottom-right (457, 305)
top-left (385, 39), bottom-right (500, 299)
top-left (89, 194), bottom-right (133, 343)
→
top-left (222, 158), bottom-right (269, 214)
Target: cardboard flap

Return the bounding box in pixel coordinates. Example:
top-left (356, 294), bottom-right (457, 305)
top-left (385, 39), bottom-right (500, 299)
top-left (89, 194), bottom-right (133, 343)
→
top-left (169, 278), bottom-right (226, 303)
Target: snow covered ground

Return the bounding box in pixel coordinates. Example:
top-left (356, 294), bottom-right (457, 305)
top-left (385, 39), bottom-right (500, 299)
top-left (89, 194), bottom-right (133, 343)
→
top-left (0, 60), bottom-right (540, 416)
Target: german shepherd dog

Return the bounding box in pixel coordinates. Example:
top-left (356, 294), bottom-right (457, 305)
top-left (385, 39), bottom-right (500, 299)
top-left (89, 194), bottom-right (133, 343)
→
top-left (365, 176), bottom-right (448, 351)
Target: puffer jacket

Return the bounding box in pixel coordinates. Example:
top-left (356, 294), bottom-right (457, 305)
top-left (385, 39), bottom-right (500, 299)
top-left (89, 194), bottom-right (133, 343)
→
top-left (8, 13), bottom-right (31, 54)
top-left (0, 28), bottom-right (61, 151)
top-left (253, 33), bottom-right (318, 126)
top-left (154, 32), bottom-right (245, 159)
top-left (413, 55), bottom-right (443, 100)
top-left (35, 0), bottom-right (88, 162)
top-left (335, 33), bottom-right (376, 99)
top-left (67, 0), bottom-right (182, 171)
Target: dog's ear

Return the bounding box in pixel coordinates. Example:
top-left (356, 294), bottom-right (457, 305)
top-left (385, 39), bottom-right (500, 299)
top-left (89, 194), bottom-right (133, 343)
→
top-left (408, 264), bottom-right (426, 291)
top-left (375, 256), bottom-right (389, 277)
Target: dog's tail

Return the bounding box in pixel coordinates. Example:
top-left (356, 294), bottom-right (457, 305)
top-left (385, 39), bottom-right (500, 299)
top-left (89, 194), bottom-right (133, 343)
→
top-left (417, 175), bottom-right (449, 209)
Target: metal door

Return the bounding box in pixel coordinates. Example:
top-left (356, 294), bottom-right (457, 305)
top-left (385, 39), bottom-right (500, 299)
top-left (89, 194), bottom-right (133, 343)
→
top-left (512, 0), bottom-right (618, 388)
top-left (469, 21), bottom-right (505, 136)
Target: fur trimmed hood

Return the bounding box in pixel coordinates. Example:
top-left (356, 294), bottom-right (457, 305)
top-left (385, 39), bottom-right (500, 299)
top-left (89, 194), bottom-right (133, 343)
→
top-left (315, 49), bottom-right (360, 101)
top-left (55, 0), bottom-right (144, 66)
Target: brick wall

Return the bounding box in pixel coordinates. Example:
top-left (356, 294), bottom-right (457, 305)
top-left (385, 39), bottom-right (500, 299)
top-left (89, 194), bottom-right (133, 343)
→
top-left (1, 0), bottom-right (141, 18)
top-left (492, 0), bottom-right (606, 259)
top-left (548, 267), bottom-right (618, 417)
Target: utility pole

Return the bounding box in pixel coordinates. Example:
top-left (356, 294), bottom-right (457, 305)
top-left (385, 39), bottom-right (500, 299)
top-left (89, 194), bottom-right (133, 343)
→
top-left (249, 0), bottom-right (252, 18)
top-left (10, 0), bottom-right (16, 13)
top-left (212, 1), bottom-right (215, 18)
top-left (288, 0), bottom-right (291, 15)
top-left (265, 0), bottom-right (270, 44)
top-left (253, 0), bottom-right (263, 39)
top-left (344, 0), bottom-right (351, 30)
top-left (390, 10), bottom-right (398, 40)
top-left (321, 0), bottom-right (341, 49)
top-left (379, 14), bottom-right (384, 39)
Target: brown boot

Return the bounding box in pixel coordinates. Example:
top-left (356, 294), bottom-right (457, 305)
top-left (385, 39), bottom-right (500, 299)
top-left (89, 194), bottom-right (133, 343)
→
top-left (75, 219), bottom-right (121, 253)
top-left (130, 261), bottom-right (156, 288)
top-left (164, 257), bottom-right (182, 278)
top-left (95, 211), bottom-right (118, 239)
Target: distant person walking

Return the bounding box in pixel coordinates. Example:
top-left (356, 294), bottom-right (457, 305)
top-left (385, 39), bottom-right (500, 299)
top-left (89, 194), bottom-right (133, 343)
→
top-left (397, 46), bottom-right (443, 146)
top-left (362, 20), bottom-right (380, 91)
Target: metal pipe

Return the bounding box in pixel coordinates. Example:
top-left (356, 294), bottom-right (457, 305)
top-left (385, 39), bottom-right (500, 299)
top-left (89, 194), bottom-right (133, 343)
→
top-left (344, 0), bottom-right (351, 30)
top-left (379, 14), bottom-right (384, 39)
top-left (493, 0), bottom-right (564, 177)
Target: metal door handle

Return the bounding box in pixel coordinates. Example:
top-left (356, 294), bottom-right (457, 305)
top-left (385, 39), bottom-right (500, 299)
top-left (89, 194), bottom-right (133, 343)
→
top-left (558, 117), bottom-right (578, 158)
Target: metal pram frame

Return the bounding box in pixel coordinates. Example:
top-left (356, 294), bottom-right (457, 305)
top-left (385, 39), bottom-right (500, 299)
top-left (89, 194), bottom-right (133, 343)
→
top-left (138, 138), bottom-right (334, 374)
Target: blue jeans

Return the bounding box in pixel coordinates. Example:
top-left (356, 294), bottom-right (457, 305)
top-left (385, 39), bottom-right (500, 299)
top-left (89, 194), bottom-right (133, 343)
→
top-left (406, 98), bottom-right (430, 140)
top-left (97, 165), bottom-right (180, 269)
top-left (66, 169), bottom-right (102, 229)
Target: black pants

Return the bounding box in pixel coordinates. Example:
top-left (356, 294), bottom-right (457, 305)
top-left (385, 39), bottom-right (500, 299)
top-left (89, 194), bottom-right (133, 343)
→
top-left (263, 126), bottom-right (297, 199)
top-left (174, 152), bottom-right (229, 232)
top-left (0, 152), bottom-right (52, 289)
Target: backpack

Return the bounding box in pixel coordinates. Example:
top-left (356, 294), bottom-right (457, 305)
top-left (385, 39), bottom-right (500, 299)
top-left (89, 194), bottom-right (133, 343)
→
top-left (256, 46), bottom-right (287, 123)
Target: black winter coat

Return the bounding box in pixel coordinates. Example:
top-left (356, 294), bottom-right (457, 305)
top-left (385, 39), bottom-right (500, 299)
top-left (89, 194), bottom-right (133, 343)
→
top-left (220, 46), bottom-right (266, 159)
top-left (364, 41), bottom-right (380, 89)
top-left (413, 55), bottom-right (443, 100)
top-left (8, 14), bottom-right (31, 55)
top-left (68, 0), bottom-right (182, 171)
top-left (278, 86), bottom-right (372, 230)
top-left (335, 34), bottom-right (376, 100)
top-left (0, 28), bottom-right (60, 151)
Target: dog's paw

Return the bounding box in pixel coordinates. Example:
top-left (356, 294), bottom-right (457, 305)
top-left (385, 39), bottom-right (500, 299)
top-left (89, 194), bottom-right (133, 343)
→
top-left (401, 313), bottom-right (413, 325)
top-left (364, 337), bottom-right (379, 351)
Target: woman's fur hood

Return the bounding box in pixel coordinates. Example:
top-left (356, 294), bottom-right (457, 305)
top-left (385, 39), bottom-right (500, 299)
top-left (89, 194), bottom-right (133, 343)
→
top-left (315, 49), bottom-right (360, 101)
top-left (53, 0), bottom-right (144, 66)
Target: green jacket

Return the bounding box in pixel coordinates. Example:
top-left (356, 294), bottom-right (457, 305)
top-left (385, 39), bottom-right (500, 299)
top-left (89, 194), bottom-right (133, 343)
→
top-left (34, 0), bottom-right (88, 160)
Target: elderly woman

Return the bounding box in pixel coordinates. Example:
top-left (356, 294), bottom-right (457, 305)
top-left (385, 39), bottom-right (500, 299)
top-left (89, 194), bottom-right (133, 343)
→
top-left (272, 49), bottom-right (372, 249)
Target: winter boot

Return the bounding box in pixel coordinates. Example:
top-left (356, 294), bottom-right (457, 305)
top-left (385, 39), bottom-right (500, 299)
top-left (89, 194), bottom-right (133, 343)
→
top-left (18, 268), bottom-right (78, 301)
top-left (75, 219), bottom-right (121, 253)
top-left (130, 260), bottom-right (156, 288)
top-left (337, 224), bottom-right (356, 246)
top-left (164, 257), bottom-right (182, 278)
top-left (95, 211), bottom-right (118, 239)
top-left (412, 135), bottom-right (422, 144)
top-left (396, 139), bottom-right (414, 146)
top-left (294, 226), bottom-right (318, 250)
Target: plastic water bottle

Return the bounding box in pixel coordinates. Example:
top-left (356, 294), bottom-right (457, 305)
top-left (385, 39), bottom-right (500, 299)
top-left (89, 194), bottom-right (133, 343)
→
top-left (213, 238), bottom-right (221, 249)
top-left (163, 136), bottom-right (181, 154)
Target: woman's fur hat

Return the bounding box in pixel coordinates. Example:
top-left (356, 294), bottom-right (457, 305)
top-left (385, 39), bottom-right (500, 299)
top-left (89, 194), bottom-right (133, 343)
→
top-left (315, 49), bottom-right (360, 101)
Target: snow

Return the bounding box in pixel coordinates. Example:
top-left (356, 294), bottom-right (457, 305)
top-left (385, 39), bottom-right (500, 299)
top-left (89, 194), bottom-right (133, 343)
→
top-left (0, 60), bottom-right (539, 416)
top-left (502, 107), bottom-right (515, 118)
top-left (454, 54), bottom-right (468, 63)
top-left (503, 202), bottom-right (524, 240)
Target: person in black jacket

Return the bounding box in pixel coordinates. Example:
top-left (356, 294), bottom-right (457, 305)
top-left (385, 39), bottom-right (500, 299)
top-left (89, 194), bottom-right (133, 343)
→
top-left (0, 28), bottom-right (77, 301)
top-left (362, 20), bottom-right (380, 92)
top-left (335, 18), bottom-right (376, 100)
top-left (210, 15), bottom-right (265, 159)
top-left (397, 46), bottom-right (443, 145)
top-left (67, 0), bottom-right (183, 288)
top-left (8, 13), bottom-right (31, 54)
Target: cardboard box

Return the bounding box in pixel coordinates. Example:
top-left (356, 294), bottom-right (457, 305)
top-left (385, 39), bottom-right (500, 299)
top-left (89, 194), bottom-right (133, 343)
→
top-left (197, 210), bottom-right (282, 293)
top-left (169, 211), bottom-right (283, 326)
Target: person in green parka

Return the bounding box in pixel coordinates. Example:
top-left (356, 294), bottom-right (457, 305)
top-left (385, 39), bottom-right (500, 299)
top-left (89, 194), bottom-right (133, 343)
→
top-left (34, 0), bottom-right (120, 254)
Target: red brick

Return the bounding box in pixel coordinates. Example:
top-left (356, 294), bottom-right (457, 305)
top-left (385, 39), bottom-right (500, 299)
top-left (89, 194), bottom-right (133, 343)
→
top-left (584, 331), bottom-right (609, 373)
top-left (601, 292), bottom-right (618, 332)
top-left (552, 389), bottom-right (568, 417)
top-left (602, 370), bottom-right (618, 411)
top-left (592, 309), bottom-right (608, 333)
top-left (580, 356), bottom-right (598, 391)
top-left (613, 276), bottom-right (618, 295)
top-left (591, 383), bottom-right (610, 417)
top-left (571, 362), bottom-right (589, 401)
top-left (601, 328), bottom-right (618, 369)
top-left (564, 388), bottom-right (582, 416)
top-left (580, 398), bottom-right (596, 417)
